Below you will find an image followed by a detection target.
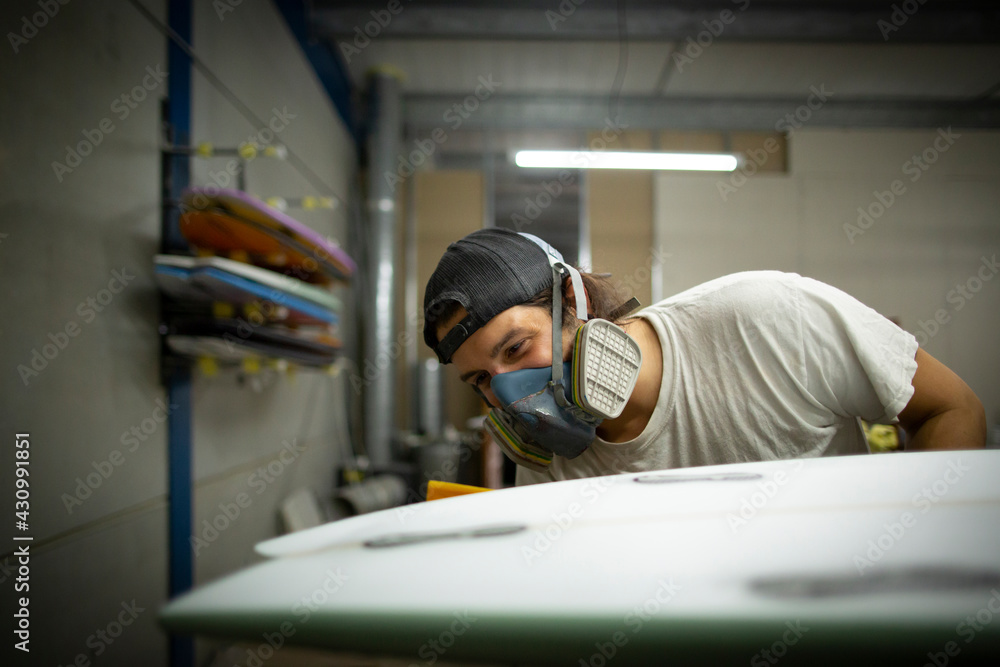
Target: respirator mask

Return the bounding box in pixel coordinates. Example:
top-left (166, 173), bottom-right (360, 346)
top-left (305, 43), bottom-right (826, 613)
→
top-left (483, 238), bottom-right (643, 472)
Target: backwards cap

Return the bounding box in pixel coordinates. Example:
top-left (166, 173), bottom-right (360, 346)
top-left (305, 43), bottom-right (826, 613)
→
top-left (423, 228), bottom-right (582, 364)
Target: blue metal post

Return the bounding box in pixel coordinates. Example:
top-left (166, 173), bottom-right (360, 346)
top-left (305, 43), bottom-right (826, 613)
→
top-left (271, 0), bottom-right (357, 145)
top-left (165, 1), bottom-right (193, 666)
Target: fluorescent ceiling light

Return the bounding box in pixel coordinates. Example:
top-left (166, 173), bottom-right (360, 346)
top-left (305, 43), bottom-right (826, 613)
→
top-left (515, 150), bottom-right (740, 172)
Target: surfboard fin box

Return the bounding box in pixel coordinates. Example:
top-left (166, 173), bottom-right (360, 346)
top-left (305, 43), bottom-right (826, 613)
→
top-left (363, 524), bottom-right (526, 549)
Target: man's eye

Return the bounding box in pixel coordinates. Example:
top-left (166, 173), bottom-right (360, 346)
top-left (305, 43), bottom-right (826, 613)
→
top-left (506, 341), bottom-right (524, 358)
top-left (474, 372), bottom-right (489, 387)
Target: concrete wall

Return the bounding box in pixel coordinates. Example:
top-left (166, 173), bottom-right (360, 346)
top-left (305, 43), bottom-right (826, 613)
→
top-left (0, 1), bottom-right (356, 665)
top-left (653, 128), bottom-right (1000, 432)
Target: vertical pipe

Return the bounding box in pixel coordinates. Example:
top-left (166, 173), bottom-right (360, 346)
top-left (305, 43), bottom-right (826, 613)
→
top-left (650, 210), bottom-right (663, 304)
top-left (166, 374), bottom-right (192, 667)
top-left (482, 130), bottom-right (495, 229)
top-left (649, 128), bottom-right (663, 304)
top-left (364, 69), bottom-right (402, 466)
top-left (165, 2), bottom-right (193, 667)
top-left (417, 359), bottom-right (443, 439)
top-left (404, 154), bottom-right (419, 431)
top-left (578, 169), bottom-right (592, 271)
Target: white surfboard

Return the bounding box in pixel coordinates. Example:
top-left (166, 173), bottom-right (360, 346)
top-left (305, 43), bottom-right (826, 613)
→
top-left (160, 451), bottom-right (1000, 665)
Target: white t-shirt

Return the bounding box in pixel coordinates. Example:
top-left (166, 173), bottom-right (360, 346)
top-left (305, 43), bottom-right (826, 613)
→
top-left (516, 271), bottom-right (919, 485)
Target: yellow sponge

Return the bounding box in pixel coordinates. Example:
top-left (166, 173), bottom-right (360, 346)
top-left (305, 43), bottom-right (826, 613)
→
top-left (426, 480), bottom-right (492, 502)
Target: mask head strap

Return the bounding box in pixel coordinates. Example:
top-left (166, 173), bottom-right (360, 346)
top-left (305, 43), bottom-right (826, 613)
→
top-left (516, 233), bottom-right (587, 400)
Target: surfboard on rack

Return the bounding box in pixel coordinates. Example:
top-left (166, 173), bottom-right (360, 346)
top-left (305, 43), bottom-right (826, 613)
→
top-left (165, 318), bottom-right (339, 367)
top-left (179, 188), bottom-right (355, 284)
top-left (155, 254), bottom-right (340, 325)
top-left (159, 450), bottom-right (1000, 665)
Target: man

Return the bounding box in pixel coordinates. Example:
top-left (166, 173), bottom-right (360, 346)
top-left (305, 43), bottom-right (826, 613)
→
top-left (423, 228), bottom-right (986, 485)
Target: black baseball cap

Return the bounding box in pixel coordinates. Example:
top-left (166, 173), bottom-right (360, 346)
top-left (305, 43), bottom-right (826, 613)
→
top-left (423, 228), bottom-right (557, 364)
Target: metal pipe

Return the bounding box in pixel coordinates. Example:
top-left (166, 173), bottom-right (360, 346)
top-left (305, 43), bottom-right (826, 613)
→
top-left (578, 169), bottom-right (591, 271)
top-left (405, 163), bottom-right (420, 432)
top-left (364, 68), bottom-right (403, 466)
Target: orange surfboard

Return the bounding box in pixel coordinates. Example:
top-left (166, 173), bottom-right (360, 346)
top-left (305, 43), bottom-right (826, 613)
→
top-left (179, 188), bottom-right (356, 284)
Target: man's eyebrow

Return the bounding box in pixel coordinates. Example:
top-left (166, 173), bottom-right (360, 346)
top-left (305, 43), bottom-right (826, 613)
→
top-left (459, 328), bottom-right (527, 383)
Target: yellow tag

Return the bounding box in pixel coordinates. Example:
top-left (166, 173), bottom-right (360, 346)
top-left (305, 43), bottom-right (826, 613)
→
top-left (342, 469), bottom-right (364, 484)
top-left (197, 356), bottom-right (218, 377)
top-left (238, 143), bottom-right (258, 160)
top-left (265, 197), bottom-right (287, 212)
top-left (212, 302), bottom-right (235, 318)
top-left (243, 302), bottom-right (263, 319)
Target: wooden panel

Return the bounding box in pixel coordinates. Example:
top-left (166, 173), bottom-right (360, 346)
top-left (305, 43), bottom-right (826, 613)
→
top-left (413, 170), bottom-right (486, 431)
top-left (588, 169), bottom-right (654, 309)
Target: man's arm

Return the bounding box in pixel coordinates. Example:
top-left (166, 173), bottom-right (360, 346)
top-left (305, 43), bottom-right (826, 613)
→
top-left (897, 348), bottom-right (986, 450)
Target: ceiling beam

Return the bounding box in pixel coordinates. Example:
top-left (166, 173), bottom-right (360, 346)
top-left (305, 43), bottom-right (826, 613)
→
top-left (403, 94), bottom-right (1000, 131)
top-left (311, 1), bottom-right (1000, 43)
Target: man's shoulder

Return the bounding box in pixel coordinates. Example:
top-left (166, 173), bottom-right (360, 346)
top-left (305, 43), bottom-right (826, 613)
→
top-left (642, 271), bottom-right (804, 315)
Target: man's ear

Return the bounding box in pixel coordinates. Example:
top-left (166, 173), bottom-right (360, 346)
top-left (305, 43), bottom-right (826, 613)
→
top-left (564, 275), bottom-right (592, 319)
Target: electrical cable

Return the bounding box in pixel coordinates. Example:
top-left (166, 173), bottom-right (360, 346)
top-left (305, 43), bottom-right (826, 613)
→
top-left (127, 0), bottom-right (347, 206)
top-left (609, 0), bottom-right (629, 128)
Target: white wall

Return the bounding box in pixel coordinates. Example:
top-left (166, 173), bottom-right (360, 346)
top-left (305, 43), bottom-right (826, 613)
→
top-left (0, 1), bottom-right (356, 664)
top-left (654, 128), bottom-right (1000, 430)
